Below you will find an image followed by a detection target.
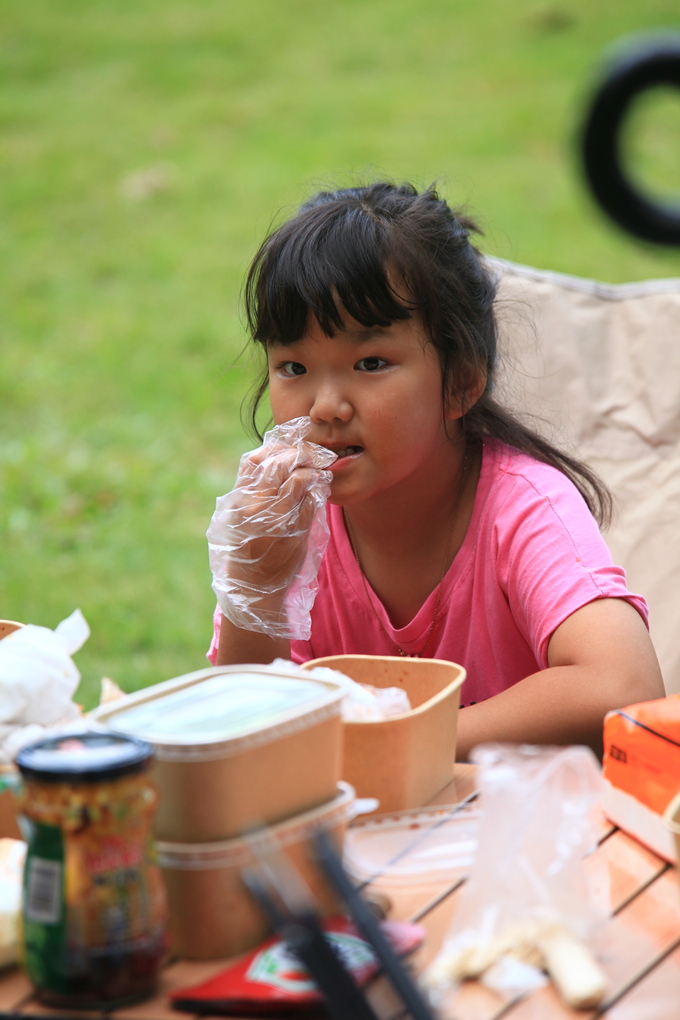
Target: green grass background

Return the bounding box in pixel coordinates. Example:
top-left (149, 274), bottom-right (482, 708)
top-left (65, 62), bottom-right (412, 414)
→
top-left (2, 0), bottom-right (680, 708)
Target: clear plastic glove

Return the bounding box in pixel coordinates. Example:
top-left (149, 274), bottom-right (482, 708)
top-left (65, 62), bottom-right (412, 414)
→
top-left (207, 417), bottom-right (337, 641)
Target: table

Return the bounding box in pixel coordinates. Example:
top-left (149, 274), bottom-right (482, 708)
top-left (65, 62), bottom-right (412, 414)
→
top-left (2, 765), bottom-right (680, 1019)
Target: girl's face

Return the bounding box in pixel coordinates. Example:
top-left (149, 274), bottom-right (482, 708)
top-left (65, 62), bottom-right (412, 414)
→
top-left (267, 311), bottom-right (462, 507)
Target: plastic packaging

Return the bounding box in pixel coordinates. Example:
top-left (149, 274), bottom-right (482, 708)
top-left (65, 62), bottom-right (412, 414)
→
top-left (16, 732), bottom-right (168, 1008)
top-left (424, 744), bottom-right (607, 1008)
top-left (170, 916), bottom-right (424, 1013)
top-left (344, 801), bottom-right (480, 887)
top-left (0, 610), bottom-right (89, 763)
top-left (207, 416), bottom-right (336, 640)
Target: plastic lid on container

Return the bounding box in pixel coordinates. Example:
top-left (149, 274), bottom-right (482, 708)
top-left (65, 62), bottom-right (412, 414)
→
top-left (15, 731), bottom-right (154, 783)
top-left (343, 801), bottom-right (480, 886)
top-left (101, 669), bottom-right (340, 751)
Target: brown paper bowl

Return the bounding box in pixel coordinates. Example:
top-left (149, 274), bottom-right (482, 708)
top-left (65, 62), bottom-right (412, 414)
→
top-left (303, 655), bottom-right (466, 813)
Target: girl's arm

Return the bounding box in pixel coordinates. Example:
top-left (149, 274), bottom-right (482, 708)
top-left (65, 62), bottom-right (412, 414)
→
top-left (455, 597), bottom-right (664, 761)
top-left (215, 611), bottom-right (289, 666)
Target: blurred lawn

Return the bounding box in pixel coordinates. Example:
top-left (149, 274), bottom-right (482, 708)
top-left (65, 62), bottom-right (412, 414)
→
top-left (2, 0), bottom-right (679, 708)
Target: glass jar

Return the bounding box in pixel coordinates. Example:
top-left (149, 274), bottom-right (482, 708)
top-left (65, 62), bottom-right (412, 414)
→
top-left (15, 731), bottom-right (168, 1008)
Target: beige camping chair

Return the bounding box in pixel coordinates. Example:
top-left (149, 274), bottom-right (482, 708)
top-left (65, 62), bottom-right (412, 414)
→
top-left (492, 260), bottom-right (680, 694)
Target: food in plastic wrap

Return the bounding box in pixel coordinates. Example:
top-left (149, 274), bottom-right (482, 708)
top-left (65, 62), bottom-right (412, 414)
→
top-left (423, 743), bottom-right (607, 1010)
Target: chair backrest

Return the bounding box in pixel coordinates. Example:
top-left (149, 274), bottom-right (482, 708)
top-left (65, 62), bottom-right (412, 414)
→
top-left (492, 259), bottom-right (680, 694)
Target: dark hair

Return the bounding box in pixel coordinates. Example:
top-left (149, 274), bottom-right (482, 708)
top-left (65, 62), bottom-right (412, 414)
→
top-left (242, 181), bottom-right (612, 527)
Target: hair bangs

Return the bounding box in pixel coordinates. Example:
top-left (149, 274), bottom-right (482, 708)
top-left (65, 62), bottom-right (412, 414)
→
top-left (246, 204), bottom-right (414, 346)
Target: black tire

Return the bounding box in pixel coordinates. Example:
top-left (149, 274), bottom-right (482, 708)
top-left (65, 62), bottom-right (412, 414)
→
top-left (581, 34), bottom-right (680, 246)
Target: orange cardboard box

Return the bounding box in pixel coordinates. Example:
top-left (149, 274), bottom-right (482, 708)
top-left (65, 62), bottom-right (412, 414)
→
top-left (602, 695), bottom-right (680, 862)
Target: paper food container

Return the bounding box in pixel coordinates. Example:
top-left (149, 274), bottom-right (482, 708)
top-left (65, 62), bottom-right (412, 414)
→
top-left (302, 655), bottom-right (466, 813)
top-left (602, 695), bottom-right (680, 863)
top-left (0, 621), bottom-right (23, 640)
top-left (156, 781), bottom-right (355, 959)
top-left (89, 664), bottom-right (344, 843)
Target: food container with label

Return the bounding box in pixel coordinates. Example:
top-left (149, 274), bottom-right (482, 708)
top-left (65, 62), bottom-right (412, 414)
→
top-left (15, 731), bottom-right (168, 1009)
top-left (89, 664), bottom-right (344, 842)
top-left (156, 780), bottom-right (355, 959)
top-left (303, 655), bottom-right (466, 812)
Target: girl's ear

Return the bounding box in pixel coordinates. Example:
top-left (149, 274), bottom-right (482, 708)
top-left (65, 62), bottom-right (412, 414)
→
top-left (445, 367), bottom-right (487, 420)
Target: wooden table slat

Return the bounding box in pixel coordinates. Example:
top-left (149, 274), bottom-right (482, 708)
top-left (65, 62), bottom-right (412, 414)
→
top-left (603, 942), bottom-right (680, 1018)
top-left (0, 966), bottom-right (33, 1013)
top-left (584, 828), bottom-right (668, 914)
top-left (500, 868), bottom-right (680, 1020)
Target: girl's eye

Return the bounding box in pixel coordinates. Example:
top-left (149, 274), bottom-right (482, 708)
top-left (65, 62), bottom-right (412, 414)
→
top-left (278, 361), bottom-right (306, 377)
top-left (356, 356), bottom-right (388, 372)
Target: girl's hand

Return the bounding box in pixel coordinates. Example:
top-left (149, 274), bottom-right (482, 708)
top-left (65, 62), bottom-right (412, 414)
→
top-left (207, 417), bottom-right (336, 640)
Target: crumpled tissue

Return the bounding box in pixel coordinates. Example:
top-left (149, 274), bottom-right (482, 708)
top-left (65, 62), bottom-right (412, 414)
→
top-left (0, 609), bottom-right (90, 763)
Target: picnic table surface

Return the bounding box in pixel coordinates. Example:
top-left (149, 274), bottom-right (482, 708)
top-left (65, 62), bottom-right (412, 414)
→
top-left (2, 763), bottom-right (680, 1019)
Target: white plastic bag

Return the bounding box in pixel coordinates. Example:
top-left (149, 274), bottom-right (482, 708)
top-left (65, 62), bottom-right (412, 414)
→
top-left (0, 609), bottom-right (89, 762)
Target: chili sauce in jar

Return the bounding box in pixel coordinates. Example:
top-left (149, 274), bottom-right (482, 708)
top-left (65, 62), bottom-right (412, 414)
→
top-left (15, 731), bottom-right (168, 1008)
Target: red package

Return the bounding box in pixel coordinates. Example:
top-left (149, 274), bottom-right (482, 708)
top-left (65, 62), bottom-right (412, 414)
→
top-left (171, 915), bottom-right (424, 1015)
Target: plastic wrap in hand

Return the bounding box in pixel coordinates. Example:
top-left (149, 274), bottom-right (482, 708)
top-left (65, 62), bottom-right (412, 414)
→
top-left (207, 417), bottom-right (336, 640)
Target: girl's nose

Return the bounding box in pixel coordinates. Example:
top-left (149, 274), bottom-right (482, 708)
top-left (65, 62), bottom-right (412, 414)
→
top-left (309, 380), bottom-right (353, 424)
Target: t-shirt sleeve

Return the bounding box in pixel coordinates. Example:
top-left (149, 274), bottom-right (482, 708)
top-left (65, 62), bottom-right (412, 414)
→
top-left (495, 468), bottom-right (649, 669)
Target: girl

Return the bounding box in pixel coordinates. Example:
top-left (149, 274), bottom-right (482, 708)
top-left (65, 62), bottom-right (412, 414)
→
top-left (207, 181), bottom-right (663, 759)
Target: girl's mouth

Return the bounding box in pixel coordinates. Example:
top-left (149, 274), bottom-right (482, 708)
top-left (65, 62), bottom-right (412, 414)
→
top-left (329, 445), bottom-right (363, 469)
top-left (333, 446), bottom-right (362, 459)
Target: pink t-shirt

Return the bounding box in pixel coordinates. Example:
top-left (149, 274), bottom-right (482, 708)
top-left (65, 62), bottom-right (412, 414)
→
top-left (209, 442), bottom-right (648, 707)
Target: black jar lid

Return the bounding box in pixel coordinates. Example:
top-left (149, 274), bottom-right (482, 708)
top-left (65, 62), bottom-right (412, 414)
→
top-left (15, 731), bottom-right (154, 783)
